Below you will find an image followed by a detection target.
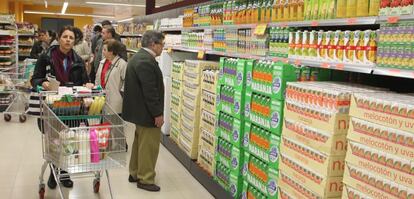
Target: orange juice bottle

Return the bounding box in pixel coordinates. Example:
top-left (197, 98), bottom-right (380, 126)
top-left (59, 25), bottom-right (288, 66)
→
top-left (355, 30), bottom-right (364, 63)
top-left (272, 0), bottom-right (278, 21)
top-left (283, 0), bottom-right (290, 21)
top-left (356, 0), bottom-right (369, 16)
top-left (346, 0), bottom-right (357, 17)
top-left (277, 0), bottom-right (284, 21)
top-left (253, 0), bottom-right (260, 23)
top-left (336, 0), bottom-right (346, 18)
top-left (260, 0), bottom-right (266, 22)
top-left (246, 1), bottom-right (253, 24)
top-left (369, 0), bottom-right (380, 16)
top-left (266, 0), bottom-right (273, 22)
top-left (297, 0), bottom-right (304, 20)
top-left (290, 0), bottom-right (298, 21)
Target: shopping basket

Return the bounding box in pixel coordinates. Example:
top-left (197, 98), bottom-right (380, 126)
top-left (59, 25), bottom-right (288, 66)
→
top-left (37, 88), bottom-right (127, 199)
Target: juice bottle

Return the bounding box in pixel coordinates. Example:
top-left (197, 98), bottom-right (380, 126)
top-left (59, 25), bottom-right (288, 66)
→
top-left (356, 0), bottom-right (369, 17)
top-left (283, 0), bottom-right (290, 21)
top-left (311, 0), bottom-right (319, 20)
top-left (327, 31), bottom-right (335, 60)
top-left (277, 0), bottom-right (284, 21)
top-left (366, 30), bottom-right (377, 64)
top-left (297, 0), bottom-right (304, 20)
top-left (295, 31), bottom-right (303, 56)
top-left (283, 28), bottom-right (290, 57)
top-left (289, 31), bottom-right (296, 56)
top-left (266, 0), bottom-right (273, 22)
top-left (272, 0), bottom-right (278, 21)
top-left (317, 30), bottom-right (324, 59)
top-left (355, 30), bottom-right (364, 63)
top-left (335, 30), bottom-right (344, 62)
top-left (346, 0), bottom-right (356, 17)
top-left (336, 0), bottom-right (346, 18)
top-left (369, 0), bottom-right (379, 16)
top-left (344, 31), bottom-right (354, 63)
top-left (261, 0), bottom-right (267, 23)
top-left (318, 0), bottom-right (326, 19)
top-left (309, 30), bottom-right (317, 58)
top-left (302, 30), bottom-right (309, 57)
top-left (253, 0), bottom-right (259, 23)
top-left (290, 0), bottom-right (298, 21)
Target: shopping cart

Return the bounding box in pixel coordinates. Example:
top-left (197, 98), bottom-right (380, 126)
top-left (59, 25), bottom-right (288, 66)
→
top-left (37, 89), bottom-right (127, 199)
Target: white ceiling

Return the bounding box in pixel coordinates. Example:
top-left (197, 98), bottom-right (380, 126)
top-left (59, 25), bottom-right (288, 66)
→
top-left (18, 0), bottom-right (180, 20)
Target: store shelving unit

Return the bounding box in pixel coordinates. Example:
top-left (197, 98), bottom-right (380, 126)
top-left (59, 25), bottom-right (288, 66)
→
top-left (17, 33), bottom-right (35, 60)
top-left (0, 15), bottom-right (18, 73)
top-left (120, 33), bottom-right (143, 37)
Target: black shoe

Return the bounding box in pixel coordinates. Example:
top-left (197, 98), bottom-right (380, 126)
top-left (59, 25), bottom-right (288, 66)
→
top-left (60, 178), bottom-right (74, 188)
top-left (128, 175), bottom-right (138, 183)
top-left (47, 172), bottom-right (57, 189)
top-left (137, 182), bottom-right (160, 192)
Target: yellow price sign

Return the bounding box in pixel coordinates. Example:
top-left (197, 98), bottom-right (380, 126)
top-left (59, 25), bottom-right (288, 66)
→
top-left (197, 50), bottom-right (205, 59)
top-left (254, 24), bottom-right (267, 36)
top-left (167, 47), bottom-right (172, 53)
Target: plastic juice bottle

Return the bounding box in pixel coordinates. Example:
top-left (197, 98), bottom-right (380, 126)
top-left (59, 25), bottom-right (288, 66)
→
top-left (260, 0), bottom-right (266, 23)
top-left (366, 30), bottom-right (377, 64)
top-left (297, 0), bottom-right (304, 20)
top-left (356, 0), bottom-right (369, 17)
top-left (252, 0), bottom-right (259, 23)
top-left (317, 30), bottom-right (324, 59)
top-left (344, 31), bottom-right (353, 63)
top-left (277, 0), bottom-right (284, 21)
top-left (290, 0), bottom-right (298, 21)
top-left (266, 0), bottom-right (273, 22)
top-left (302, 30), bottom-right (309, 57)
top-left (334, 31), bottom-right (344, 61)
top-left (335, 0), bottom-right (346, 18)
top-left (272, 0), bottom-right (278, 21)
top-left (289, 31), bottom-right (296, 56)
top-left (327, 31), bottom-right (335, 60)
top-left (308, 30), bottom-right (317, 58)
top-left (283, 0), bottom-right (290, 21)
top-left (369, 0), bottom-right (379, 16)
top-left (355, 30), bottom-right (364, 63)
top-left (346, 0), bottom-right (356, 17)
top-left (295, 31), bottom-right (303, 56)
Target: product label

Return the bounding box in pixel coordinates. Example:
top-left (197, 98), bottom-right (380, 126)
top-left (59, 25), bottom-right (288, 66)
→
top-left (272, 77), bottom-right (282, 94)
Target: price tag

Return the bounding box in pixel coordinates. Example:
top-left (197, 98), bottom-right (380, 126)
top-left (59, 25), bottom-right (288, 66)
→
top-left (283, 58), bottom-right (289, 63)
top-left (321, 62), bottom-right (330, 68)
top-left (272, 57), bottom-right (280, 62)
top-left (167, 47), bottom-right (172, 53)
top-left (294, 59), bottom-right (301, 66)
top-left (387, 16), bottom-right (400, 24)
top-left (197, 50), bottom-right (205, 59)
top-left (254, 24), bottom-right (268, 35)
top-left (336, 63), bottom-right (345, 70)
top-left (389, 69), bottom-right (400, 75)
top-left (311, 21), bottom-right (319, 26)
top-left (347, 18), bottom-right (357, 25)
top-left (280, 22), bottom-right (288, 28)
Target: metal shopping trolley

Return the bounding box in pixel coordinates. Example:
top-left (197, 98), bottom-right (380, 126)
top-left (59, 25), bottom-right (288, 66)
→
top-left (37, 89), bottom-right (127, 199)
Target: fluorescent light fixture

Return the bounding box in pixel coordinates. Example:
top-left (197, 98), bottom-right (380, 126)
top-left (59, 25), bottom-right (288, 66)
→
top-left (61, 2), bottom-right (68, 14)
top-left (44, 0), bottom-right (48, 8)
top-left (86, 1), bottom-right (162, 8)
top-left (118, 17), bottom-right (134, 23)
top-left (24, 10), bottom-right (115, 19)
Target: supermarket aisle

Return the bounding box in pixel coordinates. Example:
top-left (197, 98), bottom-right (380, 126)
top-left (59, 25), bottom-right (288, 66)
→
top-left (0, 117), bottom-right (214, 199)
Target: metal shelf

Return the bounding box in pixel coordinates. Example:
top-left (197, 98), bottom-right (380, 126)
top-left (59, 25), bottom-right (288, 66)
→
top-left (269, 16), bottom-right (378, 27)
top-left (287, 57), bottom-right (374, 74)
top-left (159, 27), bottom-right (182, 31)
top-left (377, 15), bottom-right (414, 23)
top-left (18, 33), bottom-right (35, 36)
top-left (373, 67), bottom-right (414, 79)
top-left (0, 45), bottom-right (12, 48)
top-left (120, 33), bottom-right (143, 37)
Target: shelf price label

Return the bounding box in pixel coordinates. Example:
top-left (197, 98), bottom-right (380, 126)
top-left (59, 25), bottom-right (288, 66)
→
top-left (254, 24), bottom-right (268, 35)
top-left (197, 50), bottom-right (205, 59)
top-left (387, 16), bottom-right (400, 24)
top-left (347, 18), bottom-right (357, 25)
top-left (294, 59), bottom-right (301, 66)
top-left (167, 47), bottom-right (172, 53)
top-left (321, 62), bottom-right (330, 69)
top-left (280, 22), bottom-right (288, 27)
top-left (336, 63), bottom-right (345, 70)
top-left (311, 21), bottom-right (319, 26)
top-left (389, 69), bottom-right (401, 75)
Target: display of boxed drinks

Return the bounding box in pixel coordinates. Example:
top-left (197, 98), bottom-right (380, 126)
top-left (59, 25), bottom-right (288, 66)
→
top-left (245, 91), bottom-right (284, 135)
top-left (279, 153), bottom-right (344, 198)
top-left (283, 117), bottom-right (348, 156)
top-left (280, 136), bottom-right (346, 177)
top-left (216, 111), bottom-right (245, 148)
top-left (244, 122), bottom-right (281, 166)
top-left (346, 141), bottom-right (414, 188)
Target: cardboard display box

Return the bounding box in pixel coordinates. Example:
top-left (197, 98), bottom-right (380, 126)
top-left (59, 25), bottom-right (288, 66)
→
top-left (218, 57), bottom-right (253, 89)
top-left (171, 62), bottom-right (184, 80)
top-left (279, 153), bottom-right (344, 198)
top-left (201, 70), bottom-right (219, 94)
top-left (200, 109), bottom-right (216, 134)
top-left (341, 184), bottom-right (374, 199)
top-left (280, 136), bottom-right (346, 177)
top-left (170, 108), bottom-right (180, 124)
top-left (199, 128), bottom-right (216, 153)
top-left (184, 60), bottom-right (219, 74)
top-left (348, 117), bottom-right (414, 161)
top-left (197, 147), bottom-right (215, 176)
top-left (283, 117), bottom-right (348, 156)
top-left (170, 94), bottom-right (182, 113)
top-left (183, 81), bottom-right (202, 100)
top-left (243, 151), bottom-right (279, 198)
top-left (214, 161), bottom-right (244, 198)
top-left (216, 111), bottom-right (244, 148)
top-left (346, 141), bottom-right (414, 188)
top-left (181, 98), bottom-right (201, 120)
top-left (170, 125), bottom-right (180, 144)
top-left (246, 61), bottom-right (297, 101)
top-left (245, 92), bottom-right (284, 135)
top-left (215, 138), bottom-right (245, 175)
top-left (343, 162), bottom-right (413, 199)
top-left (171, 78), bottom-right (183, 95)
top-left (284, 101), bottom-right (350, 134)
top-left (201, 90), bottom-right (216, 112)
top-left (244, 122), bottom-right (281, 166)
top-left (179, 135), bottom-right (199, 159)
top-left (349, 93), bottom-right (414, 134)
top-left (216, 84), bottom-right (246, 120)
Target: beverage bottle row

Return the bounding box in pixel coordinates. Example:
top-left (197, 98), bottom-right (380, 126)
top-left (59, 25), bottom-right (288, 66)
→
top-left (251, 93), bottom-right (271, 118)
top-left (249, 156), bottom-right (268, 183)
top-left (220, 86), bottom-right (235, 104)
top-left (216, 162), bottom-right (230, 183)
top-left (217, 138), bottom-right (232, 158)
top-left (269, 27), bottom-right (290, 58)
top-left (219, 112), bottom-right (234, 132)
top-left (250, 125), bottom-right (271, 151)
top-left (253, 61), bottom-right (273, 91)
top-left (247, 185), bottom-right (267, 199)
top-left (223, 58), bottom-right (238, 76)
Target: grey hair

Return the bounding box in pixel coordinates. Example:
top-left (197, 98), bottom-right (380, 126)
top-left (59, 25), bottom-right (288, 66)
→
top-left (141, 31), bottom-right (164, 48)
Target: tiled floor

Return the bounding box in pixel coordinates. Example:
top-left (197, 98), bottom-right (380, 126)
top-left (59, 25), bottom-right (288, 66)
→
top-left (0, 116), bottom-right (214, 199)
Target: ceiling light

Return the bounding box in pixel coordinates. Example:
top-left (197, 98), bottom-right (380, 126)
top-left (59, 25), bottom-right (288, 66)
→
top-left (24, 10), bottom-right (115, 19)
top-left (86, 1), bottom-right (145, 7)
top-left (118, 17), bottom-right (134, 23)
top-left (61, 2), bottom-right (68, 14)
top-left (44, 0), bottom-right (48, 8)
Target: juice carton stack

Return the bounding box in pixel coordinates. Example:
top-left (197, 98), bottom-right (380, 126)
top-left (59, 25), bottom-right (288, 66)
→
top-left (241, 60), bottom-right (297, 199)
top-left (214, 57), bottom-right (252, 198)
top-left (179, 60), bottom-right (219, 159)
top-left (288, 29), bottom-right (377, 66)
top-left (377, 22), bottom-right (414, 71)
top-left (213, 29), bottom-right (226, 52)
top-left (269, 27), bottom-right (291, 58)
top-left (279, 82), bottom-right (383, 198)
top-left (170, 62), bottom-right (185, 144)
top-left (343, 92), bottom-right (414, 198)
top-left (197, 69), bottom-right (220, 175)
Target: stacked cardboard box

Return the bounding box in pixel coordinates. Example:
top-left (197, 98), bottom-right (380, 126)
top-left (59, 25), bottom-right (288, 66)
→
top-left (170, 62), bottom-right (184, 143)
top-left (197, 69), bottom-right (219, 175)
top-left (214, 57), bottom-right (252, 198)
top-left (279, 82), bottom-right (383, 199)
top-left (343, 92), bottom-right (414, 198)
top-left (179, 60), bottom-right (219, 159)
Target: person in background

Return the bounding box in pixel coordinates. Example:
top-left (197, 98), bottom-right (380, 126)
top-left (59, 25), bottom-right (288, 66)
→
top-left (91, 25), bottom-right (102, 55)
top-left (30, 29), bottom-right (50, 59)
top-left (91, 25), bottom-right (127, 82)
top-left (122, 31), bottom-right (165, 192)
top-left (73, 27), bottom-right (91, 69)
top-left (95, 39), bottom-right (126, 114)
top-left (48, 30), bottom-right (58, 46)
top-left (31, 26), bottom-right (93, 189)
top-left (100, 20), bottom-right (121, 42)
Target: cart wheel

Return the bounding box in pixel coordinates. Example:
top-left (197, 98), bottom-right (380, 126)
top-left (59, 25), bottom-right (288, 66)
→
top-left (39, 184), bottom-right (45, 199)
top-left (93, 179), bottom-right (100, 193)
top-left (19, 115), bottom-right (26, 123)
top-left (4, 114), bottom-right (11, 122)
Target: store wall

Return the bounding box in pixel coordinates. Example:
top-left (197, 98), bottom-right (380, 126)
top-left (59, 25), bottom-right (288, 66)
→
top-left (0, 1), bottom-right (9, 14)
top-left (23, 5), bottom-right (94, 28)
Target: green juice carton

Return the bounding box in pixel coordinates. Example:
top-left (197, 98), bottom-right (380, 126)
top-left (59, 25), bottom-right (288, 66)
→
top-left (216, 111), bottom-right (245, 148)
